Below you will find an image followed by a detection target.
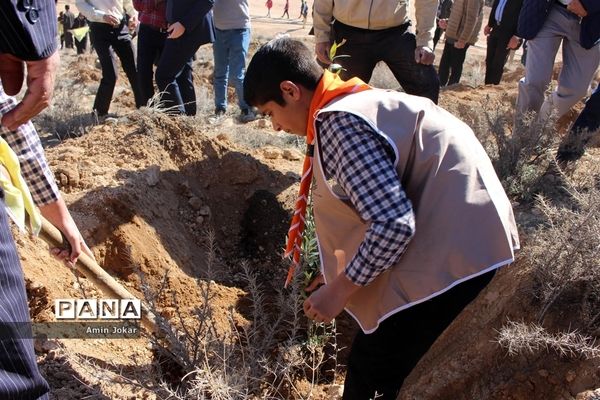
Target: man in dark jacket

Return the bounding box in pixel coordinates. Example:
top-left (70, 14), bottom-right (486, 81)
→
top-left (484, 0), bottom-right (523, 84)
top-left (154, 0), bottom-right (215, 115)
top-left (433, 0), bottom-right (453, 50)
top-left (515, 0), bottom-right (599, 122)
top-left (63, 4), bottom-right (75, 49)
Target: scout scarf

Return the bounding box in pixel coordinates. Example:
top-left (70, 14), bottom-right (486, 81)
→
top-left (283, 70), bottom-right (370, 287)
top-left (0, 137), bottom-right (42, 234)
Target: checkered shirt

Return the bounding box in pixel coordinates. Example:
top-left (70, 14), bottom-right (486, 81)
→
top-left (0, 90), bottom-right (60, 206)
top-left (317, 111), bottom-right (416, 286)
top-left (133, 0), bottom-right (168, 29)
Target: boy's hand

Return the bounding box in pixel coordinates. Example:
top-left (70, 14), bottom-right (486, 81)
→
top-left (567, 0), bottom-right (587, 17)
top-left (305, 273), bottom-right (324, 292)
top-left (303, 250), bottom-right (359, 324)
top-left (507, 35), bottom-right (520, 49)
top-left (128, 14), bottom-right (139, 30)
top-left (454, 40), bottom-right (466, 49)
top-left (415, 46), bottom-right (435, 65)
top-left (167, 22), bottom-right (185, 39)
top-left (102, 13), bottom-right (121, 26)
top-left (315, 41), bottom-right (332, 65)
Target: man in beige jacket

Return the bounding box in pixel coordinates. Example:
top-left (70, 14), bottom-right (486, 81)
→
top-left (437, 0), bottom-right (484, 85)
top-left (313, 0), bottom-right (440, 103)
top-left (244, 38), bottom-right (519, 400)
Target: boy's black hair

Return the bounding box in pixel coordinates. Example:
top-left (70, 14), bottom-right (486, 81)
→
top-left (244, 37), bottom-right (323, 107)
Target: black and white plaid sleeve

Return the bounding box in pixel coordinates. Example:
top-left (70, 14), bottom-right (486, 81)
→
top-left (0, 91), bottom-right (60, 206)
top-left (317, 111), bottom-right (415, 286)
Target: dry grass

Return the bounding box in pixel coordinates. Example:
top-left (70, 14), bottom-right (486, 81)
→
top-left (498, 321), bottom-right (600, 360)
top-left (66, 227), bottom-right (341, 399)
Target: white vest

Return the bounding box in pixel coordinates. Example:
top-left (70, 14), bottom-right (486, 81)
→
top-left (312, 90), bottom-right (520, 333)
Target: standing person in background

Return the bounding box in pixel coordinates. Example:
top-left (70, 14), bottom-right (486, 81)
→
top-left (72, 13), bottom-right (90, 55)
top-left (515, 0), bottom-right (600, 123)
top-left (300, 1), bottom-right (309, 28)
top-left (133, 0), bottom-right (170, 107)
top-left (437, 0), bottom-right (484, 86)
top-left (313, 0), bottom-right (440, 103)
top-left (211, 0), bottom-right (256, 122)
top-left (484, 0), bottom-right (523, 85)
top-left (154, 0), bottom-right (215, 116)
top-left (58, 11), bottom-right (65, 49)
top-left (281, 0), bottom-right (290, 18)
top-left (266, 0), bottom-right (273, 17)
top-left (433, 0), bottom-right (453, 50)
top-left (0, 1), bottom-right (94, 398)
top-left (63, 5), bottom-right (75, 49)
top-left (76, 0), bottom-right (145, 117)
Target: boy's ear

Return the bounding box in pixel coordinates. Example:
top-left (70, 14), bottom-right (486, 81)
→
top-left (279, 80), bottom-right (301, 100)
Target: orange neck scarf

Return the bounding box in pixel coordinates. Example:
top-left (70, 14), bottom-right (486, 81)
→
top-left (284, 70), bottom-right (370, 287)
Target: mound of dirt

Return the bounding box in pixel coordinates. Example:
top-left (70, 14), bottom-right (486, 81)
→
top-left (18, 16), bottom-right (600, 397)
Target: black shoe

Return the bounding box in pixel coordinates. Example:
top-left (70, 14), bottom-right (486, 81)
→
top-left (239, 108), bottom-right (257, 123)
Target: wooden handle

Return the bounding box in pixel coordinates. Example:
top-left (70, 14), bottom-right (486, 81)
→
top-left (38, 217), bottom-right (157, 333)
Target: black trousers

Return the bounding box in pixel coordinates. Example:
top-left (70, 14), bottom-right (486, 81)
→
top-left (433, 24), bottom-right (444, 50)
top-left (155, 25), bottom-right (206, 116)
top-left (485, 32), bottom-right (511, 85)
top-left (557, 86), bottom-right (600, 161)
top-left (74, 36), bottom-right (88, 55)
top-left (0, 189), bottom-right (49, 399)
top-left (137, 23), bottom-right (168, 106)
top-left (89, 21), bottom-right (144, 116)
top-left (332, 20), bottom-right (440, 104)
top-left (342, 269), bottom-right (496, 400)
top-left (438, 41), bottom-right (470, 86)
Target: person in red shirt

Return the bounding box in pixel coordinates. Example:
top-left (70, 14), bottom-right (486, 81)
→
top-left (133, 0), bottom-right (170, 106)
top-left (266, 0), bottom-right (273, 17)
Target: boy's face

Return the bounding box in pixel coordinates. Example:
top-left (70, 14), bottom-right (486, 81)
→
top-left (255, 81), bottom-right (310, 137)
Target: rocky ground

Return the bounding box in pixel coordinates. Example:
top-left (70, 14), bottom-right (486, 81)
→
top-left (12, 2), bottom-right (600, 399)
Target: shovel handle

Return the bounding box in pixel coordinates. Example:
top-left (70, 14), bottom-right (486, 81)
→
top-left (38, 216), bottom-right (157, 333)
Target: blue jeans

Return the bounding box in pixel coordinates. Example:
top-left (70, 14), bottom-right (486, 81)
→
top-left (213, 28), bottom-right (250, 111)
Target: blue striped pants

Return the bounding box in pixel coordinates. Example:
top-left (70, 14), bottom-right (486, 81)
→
top-left (0, 189), bottom-right (49, 399)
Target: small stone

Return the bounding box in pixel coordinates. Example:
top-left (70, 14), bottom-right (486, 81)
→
top-left (327, 384), bottom-right (344, 398)
top-left (262, 147), bottom-right (280, 159)
top-left (46, 349), bottom-right (58, 361)
top-left (199, 205), bottom-right (211, 216)
top-left (145, 165), bottom-right (160, 187)
top-left (188, 196), bottom-right (203, 210)
top-left (538, 369), bottom-right (549, 377)
top-left (196, 216), bottom-right (204, 225)
top-left (42, 340), bottom-right (61, 352)
top-left (282, 149), bottom-right (302, 161)
top-left (257, 119), bottom-right (268, 129)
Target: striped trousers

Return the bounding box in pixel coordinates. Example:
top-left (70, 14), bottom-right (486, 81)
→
top-left (0, 189), bottom-right (49, 399)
